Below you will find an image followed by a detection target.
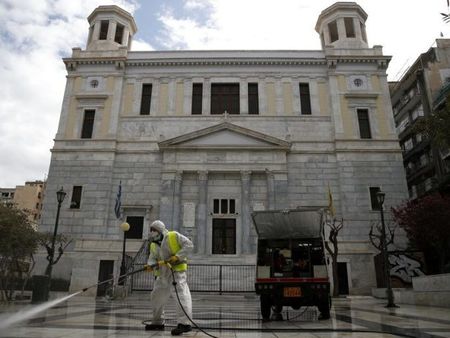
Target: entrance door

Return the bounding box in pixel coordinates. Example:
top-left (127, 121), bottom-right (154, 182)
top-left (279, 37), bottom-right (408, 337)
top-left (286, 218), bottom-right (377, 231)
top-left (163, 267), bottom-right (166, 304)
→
top-left (337, 262), bottom-right (349, 295)
top-left (212, 218), bottom-right (236, 254)
top-left (97, 260), bottom-right (114, 297)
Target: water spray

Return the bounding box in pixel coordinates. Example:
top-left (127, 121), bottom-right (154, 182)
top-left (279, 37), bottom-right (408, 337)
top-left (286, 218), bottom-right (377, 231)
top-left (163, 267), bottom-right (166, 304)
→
top-left (0, 267), bottom-right (145, 330)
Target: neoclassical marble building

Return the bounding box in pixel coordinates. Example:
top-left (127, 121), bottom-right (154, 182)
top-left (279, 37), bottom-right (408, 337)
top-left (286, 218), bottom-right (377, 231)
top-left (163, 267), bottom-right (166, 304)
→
top-left (39, 2), bottom-right (408, 295)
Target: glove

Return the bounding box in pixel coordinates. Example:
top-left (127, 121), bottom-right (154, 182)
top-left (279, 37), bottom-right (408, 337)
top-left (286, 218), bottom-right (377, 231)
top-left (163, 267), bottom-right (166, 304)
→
top-left (144, 264), bottom-right (153, 272)
top-left (168, 255), bottom-right (180, 264)
top-left (157, 260), bottom-right (166, 267)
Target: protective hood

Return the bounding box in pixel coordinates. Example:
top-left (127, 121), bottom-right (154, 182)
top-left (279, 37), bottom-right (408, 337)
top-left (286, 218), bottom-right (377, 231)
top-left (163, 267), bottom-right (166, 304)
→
top-left (150, 220), bottom-right (169, 235)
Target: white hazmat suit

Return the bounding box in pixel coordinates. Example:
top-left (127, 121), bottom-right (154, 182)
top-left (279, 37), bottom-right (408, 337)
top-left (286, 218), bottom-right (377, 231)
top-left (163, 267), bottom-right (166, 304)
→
top-left (146, 220), bottom-right (193, 331)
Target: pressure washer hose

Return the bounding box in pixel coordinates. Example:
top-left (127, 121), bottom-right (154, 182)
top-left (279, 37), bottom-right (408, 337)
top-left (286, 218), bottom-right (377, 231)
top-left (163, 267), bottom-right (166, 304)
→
top-left (93, 265), bottom-right (415, 338)
top-left (167, 262), bottom-right (219, 338)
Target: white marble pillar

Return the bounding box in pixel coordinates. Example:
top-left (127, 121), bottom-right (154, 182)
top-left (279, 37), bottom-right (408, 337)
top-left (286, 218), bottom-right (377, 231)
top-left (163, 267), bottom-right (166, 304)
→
top-left (240, 78), bottom-right (248, 115)
top-left (203, 78), bottom-right (210, 115)
top-left (266, 169), bottom-right (275, 210)
top-left (241, 171), bottom-right (251, 253)
top-left (172, 171), bottom-right (183, 231)
top-left (196, 171), bottom-right (208, 254)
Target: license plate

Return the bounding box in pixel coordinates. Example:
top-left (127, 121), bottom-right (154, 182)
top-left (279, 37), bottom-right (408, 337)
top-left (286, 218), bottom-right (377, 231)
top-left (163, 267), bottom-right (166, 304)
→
top-left (283, 287), bottom-right (302, 297)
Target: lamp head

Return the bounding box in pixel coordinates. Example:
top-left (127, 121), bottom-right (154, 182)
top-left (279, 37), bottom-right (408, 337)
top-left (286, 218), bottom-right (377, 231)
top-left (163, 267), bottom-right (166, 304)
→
top-left (376, 191), bottom-right (385, 206)
top-left (120, 222), bottom-right (130, 232)
top-left (56, 187), bottom-right (66, 204)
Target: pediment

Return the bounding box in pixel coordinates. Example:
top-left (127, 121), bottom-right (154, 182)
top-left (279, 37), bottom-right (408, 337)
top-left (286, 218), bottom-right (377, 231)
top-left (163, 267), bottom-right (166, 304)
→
top-left (158, 122), bottom-right (290, 151)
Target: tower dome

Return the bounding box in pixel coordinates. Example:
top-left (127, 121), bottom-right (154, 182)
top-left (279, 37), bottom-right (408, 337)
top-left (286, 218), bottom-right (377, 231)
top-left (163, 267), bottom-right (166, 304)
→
top-left (86, 5), bottom-right (137, 51)
top-left (315, 2), bottom-right (368, 49)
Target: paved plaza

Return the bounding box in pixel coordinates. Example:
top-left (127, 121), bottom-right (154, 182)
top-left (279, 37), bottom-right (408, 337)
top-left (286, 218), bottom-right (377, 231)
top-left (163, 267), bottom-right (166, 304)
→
top-left (1, 292), bottom-right (450, 338)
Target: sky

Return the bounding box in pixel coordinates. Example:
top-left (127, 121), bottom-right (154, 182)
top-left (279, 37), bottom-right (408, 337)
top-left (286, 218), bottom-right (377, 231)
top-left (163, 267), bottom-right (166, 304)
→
top-left (1, 0), bottom-right (450, 188)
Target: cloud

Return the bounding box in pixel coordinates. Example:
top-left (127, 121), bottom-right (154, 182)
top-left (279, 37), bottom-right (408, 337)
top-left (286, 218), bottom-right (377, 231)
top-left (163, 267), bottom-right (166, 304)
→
top-left (157, 0), bottom-right (316, 50)
top-left (156, 0), bottom-right (450, 82)
top-left (131, 38), bottom-right (155, 51)
top-left (0, 0), bottom-right (138, 187)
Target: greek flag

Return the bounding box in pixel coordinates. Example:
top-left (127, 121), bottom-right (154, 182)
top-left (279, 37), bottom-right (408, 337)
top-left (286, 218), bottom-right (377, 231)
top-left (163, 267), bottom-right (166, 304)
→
top-left (327, 183), bottom-right (335, 217)
top-left (114, 181), bottom-right (122, 219)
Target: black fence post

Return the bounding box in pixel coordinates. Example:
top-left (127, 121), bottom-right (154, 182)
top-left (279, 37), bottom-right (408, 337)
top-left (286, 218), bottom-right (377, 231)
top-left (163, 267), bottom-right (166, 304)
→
top-left (219, 265), bottom-right (223, 295)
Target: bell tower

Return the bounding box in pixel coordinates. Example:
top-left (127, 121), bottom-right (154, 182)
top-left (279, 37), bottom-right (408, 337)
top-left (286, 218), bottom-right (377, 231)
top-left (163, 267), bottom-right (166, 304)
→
top-left (86, 5), bottom-right (137, 51)
top-left (315, 2), bottom-right (368, 50)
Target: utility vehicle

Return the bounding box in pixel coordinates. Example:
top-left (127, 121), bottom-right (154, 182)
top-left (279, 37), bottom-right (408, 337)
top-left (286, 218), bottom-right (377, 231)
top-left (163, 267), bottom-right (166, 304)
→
top-left (252, 208), bottom-right (331, 321)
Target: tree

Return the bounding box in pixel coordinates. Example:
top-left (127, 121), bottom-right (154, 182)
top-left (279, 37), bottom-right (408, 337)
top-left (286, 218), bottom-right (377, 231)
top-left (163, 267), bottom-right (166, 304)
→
top-left (441, 0), bottom-right (450, 22)
top-left (414, 97), bottom-right (450, 149)
top-left (38, 232), bottom-right (72, 277)
top-left (324, 217), bottom-right (343, 297)
top-left (0, 203), bottom-right (40, 301)
top-left (392, 194), bottom-right (450, 274)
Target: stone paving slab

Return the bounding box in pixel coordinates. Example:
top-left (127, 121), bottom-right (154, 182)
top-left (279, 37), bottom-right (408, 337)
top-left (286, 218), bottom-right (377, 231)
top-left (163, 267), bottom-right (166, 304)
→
top-left (1, 293), bottom-right (450, 337)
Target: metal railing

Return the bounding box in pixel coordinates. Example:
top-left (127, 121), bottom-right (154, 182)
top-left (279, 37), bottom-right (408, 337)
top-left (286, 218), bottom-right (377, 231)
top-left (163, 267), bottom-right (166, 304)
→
top-left (131, 264), bottom-right (255, 294)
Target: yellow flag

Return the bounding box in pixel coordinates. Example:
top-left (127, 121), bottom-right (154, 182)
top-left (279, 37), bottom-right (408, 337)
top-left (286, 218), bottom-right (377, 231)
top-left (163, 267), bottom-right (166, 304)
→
top-left (327, 184), bottom-right (335, 217)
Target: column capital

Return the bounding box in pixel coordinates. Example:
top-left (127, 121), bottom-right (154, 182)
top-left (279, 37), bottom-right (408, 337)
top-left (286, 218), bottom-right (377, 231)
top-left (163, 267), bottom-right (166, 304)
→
top-left (197, 170), bottom-right (208, 181)
top-left (175, 170), bottom-right (183, 182)
top-left (241, 170), bottom-right (251, 181)
top-left (265, 168), bottom-right (274, 179)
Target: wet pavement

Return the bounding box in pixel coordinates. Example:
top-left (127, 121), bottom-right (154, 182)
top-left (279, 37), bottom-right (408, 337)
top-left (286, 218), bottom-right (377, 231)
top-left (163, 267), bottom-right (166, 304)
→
top-left (1, 292), bottom-right (450, 337)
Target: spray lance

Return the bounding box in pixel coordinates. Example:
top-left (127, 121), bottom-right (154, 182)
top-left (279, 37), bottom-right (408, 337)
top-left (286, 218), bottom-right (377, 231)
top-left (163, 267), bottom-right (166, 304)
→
top-left (80, 267), bottom-right (146, 293)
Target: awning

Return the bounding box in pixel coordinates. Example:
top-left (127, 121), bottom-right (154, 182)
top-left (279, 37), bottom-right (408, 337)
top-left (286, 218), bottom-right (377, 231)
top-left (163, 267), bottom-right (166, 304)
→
top-left (251, 208), bottom-right (324, 239)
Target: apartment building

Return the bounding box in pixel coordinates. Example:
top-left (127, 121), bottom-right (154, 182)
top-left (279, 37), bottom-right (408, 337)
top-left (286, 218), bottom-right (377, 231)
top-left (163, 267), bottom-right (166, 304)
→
top-left (390, 39), bottom-right (450, 199)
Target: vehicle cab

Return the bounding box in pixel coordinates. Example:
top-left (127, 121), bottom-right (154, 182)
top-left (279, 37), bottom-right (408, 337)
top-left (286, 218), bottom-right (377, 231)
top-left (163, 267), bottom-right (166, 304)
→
top-left (252, 208), bottom-right (331, 321)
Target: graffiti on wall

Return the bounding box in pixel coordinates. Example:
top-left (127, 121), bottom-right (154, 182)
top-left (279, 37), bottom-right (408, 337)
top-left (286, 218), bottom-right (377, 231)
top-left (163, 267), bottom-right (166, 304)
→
top-left (389, 253), bottom-right (425, 284)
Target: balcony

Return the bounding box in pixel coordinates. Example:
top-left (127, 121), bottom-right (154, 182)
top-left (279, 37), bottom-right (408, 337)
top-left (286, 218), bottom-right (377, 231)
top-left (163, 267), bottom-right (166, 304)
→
top-left (406, 162), bottom-right (435, 184)
top-left (403, 140), bottom-right (430, 162)
top-left (433, 81), bottom-right (450, 109)
top-left (395, 93), bottom-right (422, 118)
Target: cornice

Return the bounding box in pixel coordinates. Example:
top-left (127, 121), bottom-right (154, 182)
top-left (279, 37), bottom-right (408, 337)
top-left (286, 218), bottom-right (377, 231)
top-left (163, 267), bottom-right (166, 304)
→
top-left (326, 55), bottom-right (390, 69)
top-left (126, 59), bottom-right (327, 67)
top-left (63, 53), bottom-right (391, 70)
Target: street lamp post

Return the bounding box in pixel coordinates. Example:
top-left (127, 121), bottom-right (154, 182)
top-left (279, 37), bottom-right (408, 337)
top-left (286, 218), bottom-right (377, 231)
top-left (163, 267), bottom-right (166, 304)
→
top-left (119, 222), bottom-right (130, 285)
top-left (45, 187), bottom-right (66, 299)
top-left (376, 191), bottom-right (397, 308)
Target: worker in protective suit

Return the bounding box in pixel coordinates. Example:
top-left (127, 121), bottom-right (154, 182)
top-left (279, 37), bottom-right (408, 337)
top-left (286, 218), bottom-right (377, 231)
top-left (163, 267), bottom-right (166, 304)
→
top-left (144, 220), bottom-right (194, 336)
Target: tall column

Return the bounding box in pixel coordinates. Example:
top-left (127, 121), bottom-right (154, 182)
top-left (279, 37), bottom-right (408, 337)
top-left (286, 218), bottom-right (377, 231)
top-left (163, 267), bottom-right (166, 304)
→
top-left (241, 171), bottom-right (251, 254)
top-left (292, 79), bottom-right (301, 115)
top-left (353, 17), bottom-right (363, 42)
top-left (168, 78), bottom-right (176, 115)
top-left (240, 78), bottom-right (248, 115)
top-left (275, 78), bottom-right (284, 116)
top-left (107, 21), bottom-right (117, 42)
top-left (172, 171), bottom-right (183, 231)
top-left (92, 22), bottom-right (101, 42)
top-left (196, 171), bottom-right (208, 254)
top-left (266, 169), bottom-right (275, 210)
top-left (183, 79), bottom-right (192, 115)
top-left (274, 172), bottom-right (288, 209)
top-left (259, 78), bottom-right (267, 115)
top-left (122, 27), bottom-right (130, 46)
top-left (159, 172), bottom-right (175, 227)
top-left (152, 79), bottom-right (160, 116)
top-left (202, 78), bottom-right (210, 115)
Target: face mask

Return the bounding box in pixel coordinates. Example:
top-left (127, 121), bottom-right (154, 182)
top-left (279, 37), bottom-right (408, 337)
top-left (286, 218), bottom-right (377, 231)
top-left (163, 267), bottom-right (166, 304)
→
top-left (150, 230), bottom-right (162, 242)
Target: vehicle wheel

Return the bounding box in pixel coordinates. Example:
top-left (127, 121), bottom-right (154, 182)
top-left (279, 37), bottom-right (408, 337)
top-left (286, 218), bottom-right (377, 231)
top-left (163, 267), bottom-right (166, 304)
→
top-left (271, 304), bottom-right (283, 321)
top-left (260, 295), bottom-right (272, 321)
top-left (318, 297), bottom-right (330, 320)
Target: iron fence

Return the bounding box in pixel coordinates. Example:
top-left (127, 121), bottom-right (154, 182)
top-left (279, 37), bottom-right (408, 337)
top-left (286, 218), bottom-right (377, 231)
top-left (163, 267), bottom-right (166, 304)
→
top-left (131, 264), bottom-right (255, 294)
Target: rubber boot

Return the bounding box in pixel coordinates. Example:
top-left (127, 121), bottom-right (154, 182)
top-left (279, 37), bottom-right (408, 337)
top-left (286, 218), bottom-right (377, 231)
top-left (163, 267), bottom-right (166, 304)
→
top-left (171, 323), bottom-right (192, 335)
top-left (145, 323), bottom-right (165, 330)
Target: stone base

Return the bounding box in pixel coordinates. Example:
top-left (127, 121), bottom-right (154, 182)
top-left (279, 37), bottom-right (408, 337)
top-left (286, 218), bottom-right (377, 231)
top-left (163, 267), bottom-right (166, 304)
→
top-left (393, 289), bottom-right (450, 308)
top-left (373, 274), bottom-right (450, 308)
top-left (371, 288), bottom-right (404, 299)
